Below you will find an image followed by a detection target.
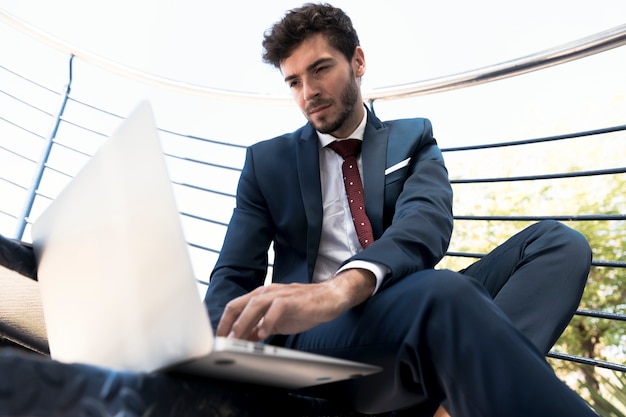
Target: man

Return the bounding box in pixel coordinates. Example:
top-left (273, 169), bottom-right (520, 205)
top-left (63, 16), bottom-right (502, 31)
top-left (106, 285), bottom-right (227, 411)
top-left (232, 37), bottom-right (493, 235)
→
top-left (205, 3), bottom-right (596, 416)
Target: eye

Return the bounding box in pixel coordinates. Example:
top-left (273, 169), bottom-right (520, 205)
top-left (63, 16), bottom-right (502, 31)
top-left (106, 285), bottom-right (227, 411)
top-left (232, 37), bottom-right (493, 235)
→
top-left (288, 79), bottom-right (301, 89)
top-left (315, 65), bottom-right (329, 75)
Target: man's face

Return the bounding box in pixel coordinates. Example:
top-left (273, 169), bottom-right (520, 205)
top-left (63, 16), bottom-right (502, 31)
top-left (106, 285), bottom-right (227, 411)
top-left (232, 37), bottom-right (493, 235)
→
top-left (280, 33), bottom-right (366, 138)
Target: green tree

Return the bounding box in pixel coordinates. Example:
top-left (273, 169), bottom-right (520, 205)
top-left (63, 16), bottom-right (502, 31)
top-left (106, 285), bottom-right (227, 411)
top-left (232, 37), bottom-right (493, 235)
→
top-left (549, 173), bottom-right (626, 416)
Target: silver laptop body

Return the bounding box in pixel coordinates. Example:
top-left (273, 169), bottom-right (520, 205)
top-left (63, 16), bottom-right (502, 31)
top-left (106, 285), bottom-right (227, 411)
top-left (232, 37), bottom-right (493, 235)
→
top-left (31, 101), bottom-right (380, 389)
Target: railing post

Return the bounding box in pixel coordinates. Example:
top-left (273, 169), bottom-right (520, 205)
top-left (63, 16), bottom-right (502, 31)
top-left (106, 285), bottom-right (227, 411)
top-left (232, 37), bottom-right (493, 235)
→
top-left (13, 55), bottom-right (74, 240)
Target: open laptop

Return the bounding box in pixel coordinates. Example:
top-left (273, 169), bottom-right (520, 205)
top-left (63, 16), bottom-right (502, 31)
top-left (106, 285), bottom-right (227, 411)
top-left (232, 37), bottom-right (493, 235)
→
top-left (30, 101), bottom-right (380, 389)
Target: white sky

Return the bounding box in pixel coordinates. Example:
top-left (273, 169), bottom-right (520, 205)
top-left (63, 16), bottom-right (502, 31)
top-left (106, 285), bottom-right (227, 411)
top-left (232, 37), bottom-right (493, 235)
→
top-left (2, 0), bottom-right (626, 93)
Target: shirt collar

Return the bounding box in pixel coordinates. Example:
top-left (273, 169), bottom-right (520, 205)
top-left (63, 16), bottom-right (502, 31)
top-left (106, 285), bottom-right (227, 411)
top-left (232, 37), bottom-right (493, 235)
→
top-left (316, 108), bottom-right (368, 148)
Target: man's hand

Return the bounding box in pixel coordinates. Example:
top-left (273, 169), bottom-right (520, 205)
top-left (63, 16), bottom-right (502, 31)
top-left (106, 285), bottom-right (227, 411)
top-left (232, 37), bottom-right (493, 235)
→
top-left (216, 268), bottom-right (376, 341)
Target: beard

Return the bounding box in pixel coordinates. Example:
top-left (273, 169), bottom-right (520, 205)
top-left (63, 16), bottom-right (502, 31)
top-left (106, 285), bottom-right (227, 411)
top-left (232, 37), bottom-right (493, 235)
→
top-left (306, 75), bottom-right (360, 135)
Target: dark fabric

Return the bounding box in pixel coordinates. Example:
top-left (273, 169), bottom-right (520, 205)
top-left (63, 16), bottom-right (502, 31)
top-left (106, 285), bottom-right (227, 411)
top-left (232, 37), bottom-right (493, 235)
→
top-left (459, 219), bottom-right (591, 353)
top-left (0, 235), bottom-right (37, 280)
top-left (285, 220), bottom-right (593, 415)
top-left (0, 347), bottom-right (368, 417)
top-left (291, 269), bottom-right (595, 416)
top-left (203, 111), bottom-right (595, 414)
top-left (206, 113), bottom-right (454, 331)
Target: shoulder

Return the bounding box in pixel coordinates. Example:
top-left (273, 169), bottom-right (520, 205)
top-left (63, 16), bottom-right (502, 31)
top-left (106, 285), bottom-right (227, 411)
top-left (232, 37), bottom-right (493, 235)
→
top-left (365, 109), bottom-right (433, 139)
top-left (378, 116), bottom-right (433, 137)
top-left (372, 116), bottom-right (442, 163)
top-left (365, 112), bottom-right (436, 148)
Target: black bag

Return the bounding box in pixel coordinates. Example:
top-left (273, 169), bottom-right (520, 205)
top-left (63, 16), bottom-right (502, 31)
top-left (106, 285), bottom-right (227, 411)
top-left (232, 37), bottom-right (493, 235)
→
top-left (0, 235), bottom-right (37, 280)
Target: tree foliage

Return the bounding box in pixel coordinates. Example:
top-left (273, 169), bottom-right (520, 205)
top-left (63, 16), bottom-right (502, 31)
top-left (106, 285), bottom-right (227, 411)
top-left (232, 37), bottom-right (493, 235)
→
top-left (550, 173), bottom-right (626, 416)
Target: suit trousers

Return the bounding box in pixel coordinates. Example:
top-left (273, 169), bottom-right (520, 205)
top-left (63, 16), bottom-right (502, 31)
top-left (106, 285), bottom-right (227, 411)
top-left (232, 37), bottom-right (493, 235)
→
top-left (285, 220), bottom-right (594, 416)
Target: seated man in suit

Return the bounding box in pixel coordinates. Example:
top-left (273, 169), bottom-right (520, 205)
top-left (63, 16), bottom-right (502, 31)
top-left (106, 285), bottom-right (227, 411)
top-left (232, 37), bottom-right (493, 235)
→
top-left (206, 3), bottom-right (596, 416)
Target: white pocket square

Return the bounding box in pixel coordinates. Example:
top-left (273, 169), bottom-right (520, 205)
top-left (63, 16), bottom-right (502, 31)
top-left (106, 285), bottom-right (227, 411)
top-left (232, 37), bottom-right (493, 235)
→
top-left (385, 157), bottom-right (411, 175)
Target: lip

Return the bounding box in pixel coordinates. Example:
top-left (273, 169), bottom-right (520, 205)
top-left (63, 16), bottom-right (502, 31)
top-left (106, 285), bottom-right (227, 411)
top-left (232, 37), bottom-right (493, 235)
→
top-left (307, 103), bottom-right (331, 117)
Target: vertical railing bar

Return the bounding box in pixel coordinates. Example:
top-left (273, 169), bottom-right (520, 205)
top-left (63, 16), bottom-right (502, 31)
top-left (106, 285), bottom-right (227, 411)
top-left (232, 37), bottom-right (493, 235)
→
top-left (13, 54), bottom-right (74, 240)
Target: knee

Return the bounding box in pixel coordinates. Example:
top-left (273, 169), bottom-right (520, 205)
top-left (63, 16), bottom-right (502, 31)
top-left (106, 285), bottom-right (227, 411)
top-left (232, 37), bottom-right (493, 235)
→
top-left (530, 220), bottom-right (591, 255)
top-left (534, 220), bottom-right (591, 260)
top-left (530, 220), bottom-right (592, 293)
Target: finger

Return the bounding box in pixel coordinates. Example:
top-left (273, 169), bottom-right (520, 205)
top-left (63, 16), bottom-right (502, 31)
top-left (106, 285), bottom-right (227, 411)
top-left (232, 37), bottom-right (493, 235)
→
top-left (216, 293), bottom-right (252, 337)
top-left (248, 322), bottom-right (263, 343)
top-left (230, 293), bottom-right (272, 340)
top-left (256, 297), bottom-right (288, 339)
top-left (216, 301), bottom-right (239, 337)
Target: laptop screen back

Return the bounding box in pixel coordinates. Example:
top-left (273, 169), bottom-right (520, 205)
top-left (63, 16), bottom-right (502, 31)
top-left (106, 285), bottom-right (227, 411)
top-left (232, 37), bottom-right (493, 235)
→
top-left (32, 102), bottom-right (213, 372)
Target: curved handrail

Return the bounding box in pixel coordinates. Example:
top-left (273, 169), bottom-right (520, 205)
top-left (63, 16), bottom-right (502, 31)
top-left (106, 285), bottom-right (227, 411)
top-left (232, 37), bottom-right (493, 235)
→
top-left (0, 9), bottom-right (281, 105)
top-left (366, 24), bottom-right (626, 101)
top-left (1, 9), bottom-right (625, 105)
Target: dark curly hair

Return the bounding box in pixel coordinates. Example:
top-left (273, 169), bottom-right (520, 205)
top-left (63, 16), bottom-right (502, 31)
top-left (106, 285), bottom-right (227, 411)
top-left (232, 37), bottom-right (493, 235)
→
top-left (262, 3), bottom-right (360, 69)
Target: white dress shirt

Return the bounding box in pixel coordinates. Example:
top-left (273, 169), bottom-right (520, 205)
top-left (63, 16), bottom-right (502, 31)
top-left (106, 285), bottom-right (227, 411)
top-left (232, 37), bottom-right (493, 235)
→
top-left (313, 111), bottom-right (388, 294)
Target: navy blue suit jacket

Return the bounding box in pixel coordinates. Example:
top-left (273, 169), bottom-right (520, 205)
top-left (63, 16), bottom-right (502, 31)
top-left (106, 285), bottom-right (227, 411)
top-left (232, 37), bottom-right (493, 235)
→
top-left (204, 109), bottom-right (453, 330)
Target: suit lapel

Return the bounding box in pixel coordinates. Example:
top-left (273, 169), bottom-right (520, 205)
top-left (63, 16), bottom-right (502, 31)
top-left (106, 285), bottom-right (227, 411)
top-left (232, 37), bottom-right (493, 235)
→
top-left (294, 113), bottom-right (388, 270)
top-left (296, 126), bottom-right (323, 281)
top-left (361, 112), bottom-right (388, 239)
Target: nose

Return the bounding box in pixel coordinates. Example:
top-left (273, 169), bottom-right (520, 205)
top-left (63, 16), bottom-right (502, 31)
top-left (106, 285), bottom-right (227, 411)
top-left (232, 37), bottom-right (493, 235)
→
top-left (302, 77), bottom-right (321, 101)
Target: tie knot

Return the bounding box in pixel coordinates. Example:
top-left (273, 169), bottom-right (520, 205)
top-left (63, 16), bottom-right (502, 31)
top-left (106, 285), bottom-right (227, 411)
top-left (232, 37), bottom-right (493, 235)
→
top-left (327, 139), bottom-right (361, 160)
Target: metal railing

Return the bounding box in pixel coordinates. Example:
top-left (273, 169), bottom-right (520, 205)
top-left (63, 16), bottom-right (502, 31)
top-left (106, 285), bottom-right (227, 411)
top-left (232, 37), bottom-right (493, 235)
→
top-left (0, 9), bottom-right (624, 378)
top-left (440, 126), bottom-right (626, 373)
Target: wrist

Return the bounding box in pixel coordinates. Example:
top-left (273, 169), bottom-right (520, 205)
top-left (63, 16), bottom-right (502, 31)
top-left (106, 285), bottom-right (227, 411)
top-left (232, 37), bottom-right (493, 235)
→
top-left (327, 268), bottom-right (376, 309)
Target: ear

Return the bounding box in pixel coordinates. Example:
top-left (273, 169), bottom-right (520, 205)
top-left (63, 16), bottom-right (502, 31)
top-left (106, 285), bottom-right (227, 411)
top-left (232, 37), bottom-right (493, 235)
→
top-left (353, 46), bottom-right (366, 77)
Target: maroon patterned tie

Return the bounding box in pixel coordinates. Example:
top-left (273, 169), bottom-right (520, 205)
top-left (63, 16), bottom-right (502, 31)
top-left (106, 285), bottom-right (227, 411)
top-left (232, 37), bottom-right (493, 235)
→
top-left (327, 139), bottom-right (374, 249)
